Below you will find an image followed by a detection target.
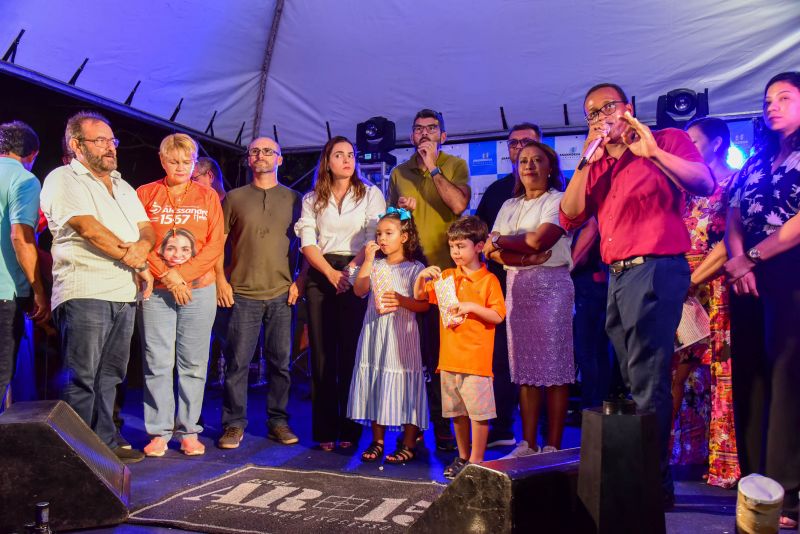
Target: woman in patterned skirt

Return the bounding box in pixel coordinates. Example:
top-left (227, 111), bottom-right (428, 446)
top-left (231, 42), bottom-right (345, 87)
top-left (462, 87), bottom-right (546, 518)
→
top-left (670, 117), bottom-right (740, 488)
top-left (483, 142), bottom-right (574, 458)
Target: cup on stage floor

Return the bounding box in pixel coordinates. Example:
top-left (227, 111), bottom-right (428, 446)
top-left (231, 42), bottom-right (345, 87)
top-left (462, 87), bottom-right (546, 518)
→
top-left (735, 473), bottom-right (784, 534)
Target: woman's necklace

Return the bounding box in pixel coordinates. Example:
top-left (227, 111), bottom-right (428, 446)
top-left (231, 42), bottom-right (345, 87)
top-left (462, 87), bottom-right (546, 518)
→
top-left (513, 190), bottom-right (548, 232)
top-left (164, 179), bottom-right (191, 229)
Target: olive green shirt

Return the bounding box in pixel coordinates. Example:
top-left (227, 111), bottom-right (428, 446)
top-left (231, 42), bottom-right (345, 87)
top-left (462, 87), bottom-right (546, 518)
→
top-left (222, 183), bottom-right (300, 300)
top-left (389, 151), bottom-right (470, 269)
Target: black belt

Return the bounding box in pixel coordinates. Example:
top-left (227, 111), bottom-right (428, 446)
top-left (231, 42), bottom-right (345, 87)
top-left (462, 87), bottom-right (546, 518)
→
top-left (608, 254), bottom-right (682, 275)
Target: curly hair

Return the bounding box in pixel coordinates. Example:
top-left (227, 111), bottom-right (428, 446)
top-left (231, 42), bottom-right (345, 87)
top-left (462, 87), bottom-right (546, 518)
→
top-left (377, 210), bottom-right (420, 261)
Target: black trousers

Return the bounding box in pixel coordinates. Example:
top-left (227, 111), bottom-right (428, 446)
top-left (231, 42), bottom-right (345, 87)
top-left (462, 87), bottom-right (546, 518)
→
top-left (305, 255), bottom-right (366, 443)
top-left (731, 246), bottom-right (800, 520)
top-left (420, 307), bottom-right (454, 435)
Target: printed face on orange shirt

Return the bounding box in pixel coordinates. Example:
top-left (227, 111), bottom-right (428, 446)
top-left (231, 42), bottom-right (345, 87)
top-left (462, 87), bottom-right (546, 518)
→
top-left (161, 233), bottom-right (194, 267)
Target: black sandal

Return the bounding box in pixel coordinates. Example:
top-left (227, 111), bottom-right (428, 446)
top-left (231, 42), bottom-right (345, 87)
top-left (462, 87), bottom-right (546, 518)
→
top-left (385, 444), bottom-right (415, 464)
top-left (443, 457), bottom-right (469, 479)
top-left (360, 441), bottom-right (384, 462)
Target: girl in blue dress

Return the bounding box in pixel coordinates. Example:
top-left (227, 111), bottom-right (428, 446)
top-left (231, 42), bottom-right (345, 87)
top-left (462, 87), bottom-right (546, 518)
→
top-left (348, 208), bottom-right (430, 464)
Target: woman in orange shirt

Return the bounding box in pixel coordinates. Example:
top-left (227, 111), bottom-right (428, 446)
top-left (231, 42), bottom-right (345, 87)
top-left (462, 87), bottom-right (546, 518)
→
top-left (136, 133), bottom-right (224, 457)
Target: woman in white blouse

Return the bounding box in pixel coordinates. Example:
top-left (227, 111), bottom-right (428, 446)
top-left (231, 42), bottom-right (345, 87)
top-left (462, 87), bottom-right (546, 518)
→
top-left (483, 141), bottom-right (574, 458)
top-left (294, 136), bottom-right (386, 451)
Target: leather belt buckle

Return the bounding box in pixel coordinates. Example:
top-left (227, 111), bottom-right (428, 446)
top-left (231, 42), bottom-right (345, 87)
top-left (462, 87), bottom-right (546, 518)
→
top-left (609, 256), bottom-right (646, 275)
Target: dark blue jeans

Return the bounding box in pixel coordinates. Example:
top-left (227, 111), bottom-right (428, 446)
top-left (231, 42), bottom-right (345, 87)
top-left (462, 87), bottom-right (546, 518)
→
top-left (222, 293), bottom-right (293, 430)
top-left (53, 299), bottom-right (136, 448)
top-left (573, 272), bottom-right (612, 409)
top-left (605, 256), bottom-right (689, 497)
top-left (0, 297), bottom-right (27, 405)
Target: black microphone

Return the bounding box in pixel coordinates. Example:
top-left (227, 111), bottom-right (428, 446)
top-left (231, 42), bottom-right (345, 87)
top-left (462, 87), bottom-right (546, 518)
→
top-left (577, 127), bottom-right (610, 170)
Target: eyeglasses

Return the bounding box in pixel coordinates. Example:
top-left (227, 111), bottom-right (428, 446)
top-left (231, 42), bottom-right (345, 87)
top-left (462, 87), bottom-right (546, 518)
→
top-left (248, 147), bottom-right (280, 157)
top-left (78, 137), bottom-right (120, 148)
top-left (585, 100), bottom-right (625, 123)
top-left (507, 138), bottom-right (537, 149)
top-left (412, 124), bottom-right (440, 134)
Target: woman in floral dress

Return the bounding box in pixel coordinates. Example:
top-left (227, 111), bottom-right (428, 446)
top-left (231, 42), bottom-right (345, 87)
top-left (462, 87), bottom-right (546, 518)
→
top-left (671, 117), bottom-right (740, 488)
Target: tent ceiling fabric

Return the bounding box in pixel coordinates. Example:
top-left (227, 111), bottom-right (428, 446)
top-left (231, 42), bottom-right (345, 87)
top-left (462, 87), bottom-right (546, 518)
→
top-left (4, 0), bottom-right (800, 150)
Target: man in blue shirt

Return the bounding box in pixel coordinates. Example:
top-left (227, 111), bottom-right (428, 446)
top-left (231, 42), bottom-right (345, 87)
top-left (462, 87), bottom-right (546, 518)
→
top-left (0, 121), bottom-right (50, 404)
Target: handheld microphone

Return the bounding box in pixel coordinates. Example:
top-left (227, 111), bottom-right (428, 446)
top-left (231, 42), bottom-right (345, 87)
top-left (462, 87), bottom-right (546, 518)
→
top-left (577, 126), bottom-right (610, 170)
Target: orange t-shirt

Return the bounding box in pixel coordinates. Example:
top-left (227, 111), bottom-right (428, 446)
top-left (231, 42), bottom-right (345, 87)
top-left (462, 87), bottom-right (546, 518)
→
top-left (137, 179), bottom-right (224, 289)
top-left (424, 264), bottom-right (506, 377)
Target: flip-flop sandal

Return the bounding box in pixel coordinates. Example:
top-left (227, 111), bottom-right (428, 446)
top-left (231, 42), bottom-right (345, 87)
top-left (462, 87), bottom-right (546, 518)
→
top-left (360, 441), bottom-right (384, 462)
top-left (385, 444), bottom-right (415, 464)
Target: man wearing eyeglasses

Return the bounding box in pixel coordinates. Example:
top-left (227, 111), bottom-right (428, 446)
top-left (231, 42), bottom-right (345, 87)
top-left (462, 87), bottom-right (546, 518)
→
top-left (474, 122), bottom-right (540, 448)
top-left (40, 111), bottom-right (155, 464)
top-left (389, 108), bottom-right (470, 451)
top-left (216, 137), bottom-right (303, 449)
top-left (559, 83), bottom-right (714, 507)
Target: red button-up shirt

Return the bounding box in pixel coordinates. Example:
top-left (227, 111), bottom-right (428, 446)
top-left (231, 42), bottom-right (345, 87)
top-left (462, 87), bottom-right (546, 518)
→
top-left (559, 128), bottom-right (704, 264)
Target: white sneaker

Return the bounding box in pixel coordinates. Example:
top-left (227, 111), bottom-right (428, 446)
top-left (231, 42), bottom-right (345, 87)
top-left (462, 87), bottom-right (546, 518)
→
top-left (541, 445), bottom-right (558, 453)
top-left (499, 440), bottom-right (541, 460)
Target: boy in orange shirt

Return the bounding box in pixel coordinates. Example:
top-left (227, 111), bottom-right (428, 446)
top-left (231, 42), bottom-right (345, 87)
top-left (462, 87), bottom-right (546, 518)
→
top-left (414, 216), bottom-right (506, 479)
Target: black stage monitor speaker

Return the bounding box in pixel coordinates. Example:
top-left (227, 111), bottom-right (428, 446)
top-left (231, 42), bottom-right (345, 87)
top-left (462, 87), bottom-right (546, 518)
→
top-left (578, 405), bottom-right (666, 534)
top-left (0, 400), bottom-right (131, 531)
top-left (410, 448), bottom-right (593, 533)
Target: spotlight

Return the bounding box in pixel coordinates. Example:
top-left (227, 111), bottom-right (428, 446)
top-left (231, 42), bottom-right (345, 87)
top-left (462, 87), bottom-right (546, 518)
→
top-left (656, 88), bottom-right (709, 129)
top-left (356, 116), bottom-right (396, 165)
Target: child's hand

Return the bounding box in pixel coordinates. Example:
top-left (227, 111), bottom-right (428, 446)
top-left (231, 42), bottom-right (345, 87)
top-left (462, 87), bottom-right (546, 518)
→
top-left (449, 301), bottom-right (477, 320)
top-left (418, 266), bottom-right (442, 281)
top-left (380, 291), bottom-right (401, 313)
top-left (364, 241), bottom-right (380, 263)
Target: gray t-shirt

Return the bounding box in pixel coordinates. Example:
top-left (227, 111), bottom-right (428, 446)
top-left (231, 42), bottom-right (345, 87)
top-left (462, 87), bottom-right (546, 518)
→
top-left (223, 183), bottom-right (301, 300)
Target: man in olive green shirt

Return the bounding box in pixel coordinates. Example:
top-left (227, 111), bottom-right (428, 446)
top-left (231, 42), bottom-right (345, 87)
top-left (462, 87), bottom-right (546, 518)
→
top-left (217, 137), bottom-right (303, 449)
top-left (388, 109), bottom-right (471, 450)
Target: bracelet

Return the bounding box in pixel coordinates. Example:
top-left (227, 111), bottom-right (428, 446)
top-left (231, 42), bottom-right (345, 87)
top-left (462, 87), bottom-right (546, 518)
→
top-left (135, 263), bottom-right (149, 273)
top-left (521, 254), bottom-right (528, 267)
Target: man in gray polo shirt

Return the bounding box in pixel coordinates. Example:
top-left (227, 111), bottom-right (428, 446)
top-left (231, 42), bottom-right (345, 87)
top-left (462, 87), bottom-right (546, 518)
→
top-left (217, 136), bottom-right (303, 448)
top-left (40, 111), bottom-right (154, 463)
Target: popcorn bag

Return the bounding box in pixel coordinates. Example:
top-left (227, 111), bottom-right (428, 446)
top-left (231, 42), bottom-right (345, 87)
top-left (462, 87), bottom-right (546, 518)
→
top-left (434, 275), bottom-right (464, 328)
top-left (370, 261), bottom-right (394, 314)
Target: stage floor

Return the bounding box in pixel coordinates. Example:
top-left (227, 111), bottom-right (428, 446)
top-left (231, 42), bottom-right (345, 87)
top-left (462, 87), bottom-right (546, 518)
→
top-left (77, 376), bottom-right (736, 533)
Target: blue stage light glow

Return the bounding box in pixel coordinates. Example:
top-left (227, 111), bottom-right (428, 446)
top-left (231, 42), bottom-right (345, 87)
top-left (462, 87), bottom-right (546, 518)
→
top-left (727, 144), bottom-right (747, 169)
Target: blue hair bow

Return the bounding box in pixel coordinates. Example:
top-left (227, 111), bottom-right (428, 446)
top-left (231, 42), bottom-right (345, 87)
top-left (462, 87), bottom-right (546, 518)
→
top-left (380, 206), bottom-right (412, 221)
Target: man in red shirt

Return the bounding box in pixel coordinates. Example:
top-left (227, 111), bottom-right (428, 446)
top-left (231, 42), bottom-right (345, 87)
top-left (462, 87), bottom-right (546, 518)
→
top-left (560, 83), bottom-right (714, 507)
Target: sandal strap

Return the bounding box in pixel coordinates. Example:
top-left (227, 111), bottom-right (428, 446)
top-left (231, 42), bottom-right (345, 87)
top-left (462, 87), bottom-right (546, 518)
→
top-left (386, 445), bottom-right (415, 463)
top-left (361, 441), bottom-right (384, 460)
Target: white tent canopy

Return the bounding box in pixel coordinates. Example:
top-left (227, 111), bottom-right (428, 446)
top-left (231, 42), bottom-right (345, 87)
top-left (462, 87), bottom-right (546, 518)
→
top-left (5, 0), bottom-right (799, 150)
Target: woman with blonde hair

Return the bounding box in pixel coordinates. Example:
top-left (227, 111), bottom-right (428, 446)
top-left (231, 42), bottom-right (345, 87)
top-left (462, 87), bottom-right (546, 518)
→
top-left (136, 133), bottom-right (224, 457)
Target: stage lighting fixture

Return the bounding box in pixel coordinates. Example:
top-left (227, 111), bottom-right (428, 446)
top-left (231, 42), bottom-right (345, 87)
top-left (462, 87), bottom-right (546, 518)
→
top-left (656, 88), bottom-right (709, 129)
top-left (356, 116), bottom-right (396, 165)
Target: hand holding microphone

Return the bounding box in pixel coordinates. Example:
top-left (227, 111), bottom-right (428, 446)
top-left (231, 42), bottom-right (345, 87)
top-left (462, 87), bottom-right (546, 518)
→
top-left (577, 124), bottom-right (611, 170)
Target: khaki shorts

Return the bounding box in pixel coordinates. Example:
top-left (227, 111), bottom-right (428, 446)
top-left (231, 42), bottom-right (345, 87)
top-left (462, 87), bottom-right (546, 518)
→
top-left (440, 370), bottom-right (496, 421)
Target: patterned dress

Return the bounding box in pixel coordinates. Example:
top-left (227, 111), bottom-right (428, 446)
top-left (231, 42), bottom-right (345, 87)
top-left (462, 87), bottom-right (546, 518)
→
top-left (347, 259), bottom-right (429, 430)
top-left (670, 172), bottom-right (741, 488)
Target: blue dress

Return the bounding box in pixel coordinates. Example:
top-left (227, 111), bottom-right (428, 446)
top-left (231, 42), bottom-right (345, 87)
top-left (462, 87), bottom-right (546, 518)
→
top-left (347, 259), bottom-right (428, 430)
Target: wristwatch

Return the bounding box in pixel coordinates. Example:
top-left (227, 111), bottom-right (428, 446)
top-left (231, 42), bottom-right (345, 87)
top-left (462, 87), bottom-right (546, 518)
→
top-left (491, 234), bottom-right (503, 251)
top-left (429, 167), bottom-right (442, 177)
top-left (746, 247), bottom-right (762, 263)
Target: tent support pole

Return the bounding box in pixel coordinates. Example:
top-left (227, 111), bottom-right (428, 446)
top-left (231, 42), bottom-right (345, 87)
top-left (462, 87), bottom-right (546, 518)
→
top-left (251, 0), bottom-right (285, 142)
